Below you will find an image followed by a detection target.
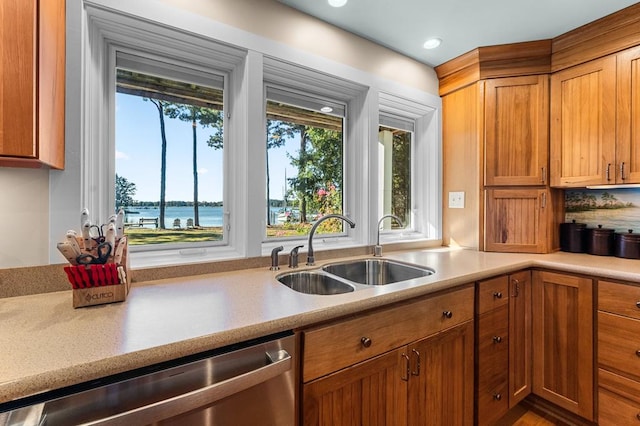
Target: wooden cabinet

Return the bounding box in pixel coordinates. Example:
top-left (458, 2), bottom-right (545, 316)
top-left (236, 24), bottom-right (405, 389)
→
top-left (485, 75), bottom-right (549, 186)
top-left (475, 271), bottom-right (531, 425)
top-left (616, 45), bottom-right (640, 184)
top-left (550, 47), bottom-right (640, 187)
top-left (0, 0), bottom-right (65, 169)
top-left (532, 271), bottom-right (594, 421)
top-left (301, 285), bottom-right (475, 425)
top-left (597, 280), bottom-right (640, 425)
top-left (484, 188), bottom-right (561, 254)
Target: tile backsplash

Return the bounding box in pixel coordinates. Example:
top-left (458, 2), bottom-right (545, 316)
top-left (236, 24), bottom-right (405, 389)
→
top-left (565, 189), bottom-right (640, 232)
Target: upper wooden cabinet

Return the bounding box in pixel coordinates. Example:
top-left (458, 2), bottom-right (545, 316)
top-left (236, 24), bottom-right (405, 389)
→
top-left (550, 56), bottom-right (616, 187)
top-left (616, 45), bottom-right (640, 184)
top-left (485, 75), bottom-right (549, 186)
top-left (0, 0), bottom-right (65, 169)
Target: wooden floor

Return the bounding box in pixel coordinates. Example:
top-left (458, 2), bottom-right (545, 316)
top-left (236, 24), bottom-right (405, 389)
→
top-left (497, 405), bottom-right (572, 426)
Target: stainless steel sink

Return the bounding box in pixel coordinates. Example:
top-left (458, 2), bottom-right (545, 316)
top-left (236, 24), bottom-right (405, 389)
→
top-left (277, 271), bottom-right (355, 295)
top-left (322, 258), bottom-right (434, 285)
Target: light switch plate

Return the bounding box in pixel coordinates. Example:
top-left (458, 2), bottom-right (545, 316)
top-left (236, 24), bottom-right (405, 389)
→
top-left (448, 191), bottom-right (465, 209)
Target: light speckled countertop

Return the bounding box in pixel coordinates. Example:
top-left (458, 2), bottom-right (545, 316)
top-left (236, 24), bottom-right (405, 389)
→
top-left (1, 247), bottom-right (640, 405)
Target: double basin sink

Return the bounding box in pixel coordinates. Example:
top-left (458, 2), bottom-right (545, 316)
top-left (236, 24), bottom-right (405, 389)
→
top-left (277, 258), bottom-right (435, 295)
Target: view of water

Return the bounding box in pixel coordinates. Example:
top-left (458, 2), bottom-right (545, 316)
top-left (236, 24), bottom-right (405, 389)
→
top-left (125, 206), bottom-right (287, 227)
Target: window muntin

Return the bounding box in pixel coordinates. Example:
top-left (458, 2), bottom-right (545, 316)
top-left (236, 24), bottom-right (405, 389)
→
top-left (378, 114), bottom-right (414, 231)
top-left (265, 87), bottom-right (345, 240)
top-left (115, 56), bottom-right (226, 248)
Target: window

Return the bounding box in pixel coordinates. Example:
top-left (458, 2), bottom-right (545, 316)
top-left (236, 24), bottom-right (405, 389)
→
top-left (115, 53), bottom-right (226, 248)
top-left (378, 114), bottom-right (414, 231)
top-left (265, 87), bottom-right (345, 240)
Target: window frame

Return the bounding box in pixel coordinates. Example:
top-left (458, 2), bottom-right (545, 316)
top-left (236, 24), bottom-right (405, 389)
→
top-left (56, 3), bottom-right (442, 268)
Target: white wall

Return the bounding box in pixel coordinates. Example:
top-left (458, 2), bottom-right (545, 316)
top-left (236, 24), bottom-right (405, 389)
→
top-left (0, 0), bottom-right (440, 268)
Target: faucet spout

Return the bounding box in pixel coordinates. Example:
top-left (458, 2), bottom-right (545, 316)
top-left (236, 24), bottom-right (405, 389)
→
top-left (306, 214), bottom-right (356, 266)
top-left (374, 214), bottom-right (404, 257)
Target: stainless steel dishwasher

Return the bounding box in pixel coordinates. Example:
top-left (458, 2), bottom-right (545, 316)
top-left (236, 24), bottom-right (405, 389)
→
top-left (0, 332), bottom-right (295, 426)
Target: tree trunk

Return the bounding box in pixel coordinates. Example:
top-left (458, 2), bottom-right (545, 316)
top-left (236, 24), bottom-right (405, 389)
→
top-left (152, 99), bottom-right (168, 230)
top-left (192, 117), bottom-right (199, 227)
top-left (300, 126), bottom-right (307, 223)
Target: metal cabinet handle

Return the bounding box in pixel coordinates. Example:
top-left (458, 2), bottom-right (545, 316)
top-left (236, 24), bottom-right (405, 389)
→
top-left (401, 353), bottom-right (410, 381)
top-left (493, 291), bottom-right (503, 299)
top-left (636, 412), bottom-right (640, 421)
top-left (81, 349), bottom-right (292, 426)
top-left (493, 336), bottom-right (503, 344)
top-left (493, 393), bottom-right (502, 401)
top-left (411, 349), bottom-right (421, 376)
top-left (606, 163), bottom-right (612, 181)
top-left (541, 167), bottom-right (546, 184)
top-left (361, 337), bottom-right (372, 348)
top-left (621, 162), bottom-right (626, 181)
top-left (442, 310), bottom-right (453, 319)
top-left (636, 350), bottom-right (640, 358)
top-left (541, 192), bottom-right (547, 208)
top-left (636, 301), bottom-right (640, 309)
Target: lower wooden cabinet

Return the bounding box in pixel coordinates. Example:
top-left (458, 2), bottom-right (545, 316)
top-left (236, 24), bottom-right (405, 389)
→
top-left (532, 270), bottom-right (594, 421)
top-left (476, 270), bottom-right (531, 425)
top-left (597, 280), bottom-right (640, 425)
top-left (301, 285), bottom-right (475, 426)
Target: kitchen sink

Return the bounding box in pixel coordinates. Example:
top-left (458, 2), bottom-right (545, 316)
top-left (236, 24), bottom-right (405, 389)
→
top-left (322, 258), bottom-right (434, 286)
top-left (277, 271), bottom-right (355, 295)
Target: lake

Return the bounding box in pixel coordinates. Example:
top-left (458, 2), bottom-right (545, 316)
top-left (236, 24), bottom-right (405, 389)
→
top-left (125, 206), bottom-right (288, 227)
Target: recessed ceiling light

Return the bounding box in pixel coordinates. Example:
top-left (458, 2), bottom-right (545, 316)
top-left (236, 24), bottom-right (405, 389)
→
top-left (320, 106), bottom-right (333, 113)
top-left (423, 38), bottom-right (442, 50)
top-left (328, 0), bottom-right (348, 7)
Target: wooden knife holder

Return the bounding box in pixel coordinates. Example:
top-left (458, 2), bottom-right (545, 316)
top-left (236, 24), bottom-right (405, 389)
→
top-left (69, 237), bottom-right (132, 308)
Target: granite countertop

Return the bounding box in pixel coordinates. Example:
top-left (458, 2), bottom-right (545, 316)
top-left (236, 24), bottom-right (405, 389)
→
top-left (1, 247), bottom-right (640, 405)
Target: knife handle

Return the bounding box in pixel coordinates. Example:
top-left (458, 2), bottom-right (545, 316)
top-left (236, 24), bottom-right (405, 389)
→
top-left (105, 223), bottom-right (116, 250)
top-left (82, 221), bottom-right (92, 251)
top-left (114, 237), bottom-right (127, 265)
top-left (65, 232), bottom-right (82, 257)
top-left (116, 209), bottom-right (125, 238)
top-left (57, 242), bottom-right (79, 265)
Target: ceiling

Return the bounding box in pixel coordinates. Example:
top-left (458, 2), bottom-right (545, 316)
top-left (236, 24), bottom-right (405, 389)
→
top-left (279, 0), bottom-right (639, 67)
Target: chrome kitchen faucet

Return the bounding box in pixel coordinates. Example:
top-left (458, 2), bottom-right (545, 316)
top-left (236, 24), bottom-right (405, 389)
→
top-left (306, 214), bottom-right (356, 266)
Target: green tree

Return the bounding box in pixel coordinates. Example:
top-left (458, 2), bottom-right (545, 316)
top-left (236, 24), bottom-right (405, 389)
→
top-left (115, 174), bottom-right (137, 209)
top-left (391, 131), bottom-right (411, 225)
top-left (164, 104), bottom-right (224, 227)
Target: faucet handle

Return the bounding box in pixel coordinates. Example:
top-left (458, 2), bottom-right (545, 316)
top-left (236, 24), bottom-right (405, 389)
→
top-left (289, 245), bottom-right (304, 268)
top-left (270, 246), bottom-right (284, 271)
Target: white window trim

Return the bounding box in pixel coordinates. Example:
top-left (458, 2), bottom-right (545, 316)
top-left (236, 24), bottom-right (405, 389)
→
top-left (54, 0), bottom-right (442, 267)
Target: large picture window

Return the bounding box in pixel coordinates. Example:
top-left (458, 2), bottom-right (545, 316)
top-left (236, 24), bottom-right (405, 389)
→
top-left (265, 87), bottom-right (345, 240)
top-left (115, 53), bottom-right (226, 247)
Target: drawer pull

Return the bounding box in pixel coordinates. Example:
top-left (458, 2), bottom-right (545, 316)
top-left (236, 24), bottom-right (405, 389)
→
top-left (636, 350), bottom-right (640, 357)
top-left (493, 291), bottom-right (503, 299)
top-left (493, 393), bottom-right (502, 401)
top-left (493, 336), bottom-right (503, 344)
top-left (443, 311), bottom-right (453, 319)
top-left (636, 301), bottom-right (640, 309)
top-left (636, 413), bottom-right (640, 421)
top-left (360, 337), bottom-right (372, 348)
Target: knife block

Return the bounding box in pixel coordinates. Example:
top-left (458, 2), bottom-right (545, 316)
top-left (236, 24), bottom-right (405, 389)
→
top-left (70, 237), bottom-right (132, 308)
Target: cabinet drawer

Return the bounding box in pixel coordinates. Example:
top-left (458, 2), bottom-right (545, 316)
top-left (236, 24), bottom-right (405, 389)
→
top-left (477, 275), bottom-right (509, 315)
top-left (599, 369), bottom-right (640, 426)
top-left (598, 311), bottom-right (640, 380)
top-left (599, 280), bottom-right (640, 320)
top-left (477, 305), bottom-right (509, 425)
top-left (302, 285), bottom-right (474, 382)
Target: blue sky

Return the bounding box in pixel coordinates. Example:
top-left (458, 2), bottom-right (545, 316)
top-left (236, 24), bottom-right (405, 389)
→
top-left (116, 93), bottom-right (298, 202)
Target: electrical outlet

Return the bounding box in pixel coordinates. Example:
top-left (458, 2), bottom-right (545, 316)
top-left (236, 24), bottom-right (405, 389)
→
top-left (448, 192), bottom-right (465, 209)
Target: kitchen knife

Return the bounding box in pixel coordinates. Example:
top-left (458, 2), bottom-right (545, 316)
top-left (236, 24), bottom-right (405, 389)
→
top-left (115, 209), bottom-right (125, 238)
top-left (81, 220), bottom-right (92, 251)
top-left (105, 223), bottom-right (116, 252)
top-left (81, 208), bottom-right (90, 230)
top-left (113, 236), bottom-right (127, 265)
top-left (65, 231), bottom-right (82, 257)
top-left (57, 242), bottom-right (79, 265)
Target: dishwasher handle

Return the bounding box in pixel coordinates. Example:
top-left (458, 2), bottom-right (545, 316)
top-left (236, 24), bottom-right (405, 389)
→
top-left (81, 349), bottom-right (292, 426)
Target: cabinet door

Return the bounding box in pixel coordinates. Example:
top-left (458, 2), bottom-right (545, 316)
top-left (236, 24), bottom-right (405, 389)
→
top-left (303, 348), bottom-right (407, 426)
top-left (485, 76), bottom-right (549, 186)
top-left (550, 56), bottom-right (616, 187)
top-left (508, 270), bottom-right (532, 407)
top-left (532, 271), bottom-right (594, 421)
top-left (407, 320), bottom-right (474, 426)
top-left (485, 188), bottom-right (547, 253)
top-left (617, 45), bottom-right (640, 184)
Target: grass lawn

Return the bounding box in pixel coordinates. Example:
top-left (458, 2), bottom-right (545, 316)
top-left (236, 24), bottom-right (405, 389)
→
top-left (125, 225), bottom-right (309, 245)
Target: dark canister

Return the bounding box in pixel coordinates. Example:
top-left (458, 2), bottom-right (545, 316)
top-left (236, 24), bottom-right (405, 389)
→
top-left (559, 220), bottom-right (587, 253)
top-left (586, 224), bottom-right (615, 256)
top-left (614, 230), bottom-right (640, 259)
